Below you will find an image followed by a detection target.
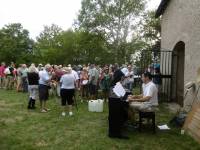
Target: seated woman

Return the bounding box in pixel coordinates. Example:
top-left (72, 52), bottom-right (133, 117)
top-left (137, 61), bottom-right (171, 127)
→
top-left (128, 72), bottom-right (158, 112)
top-left (108, 68), bottom-right (131, 139)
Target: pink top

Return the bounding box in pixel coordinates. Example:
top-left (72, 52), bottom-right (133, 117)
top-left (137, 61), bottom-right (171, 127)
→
top-left (0, 66), bottom-right (5, 77)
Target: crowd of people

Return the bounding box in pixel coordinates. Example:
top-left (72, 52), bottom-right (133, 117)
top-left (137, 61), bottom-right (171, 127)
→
top-left (0, 61), bottom-right (161, 139)
top-left (0, 62), bottom-right (135, 114)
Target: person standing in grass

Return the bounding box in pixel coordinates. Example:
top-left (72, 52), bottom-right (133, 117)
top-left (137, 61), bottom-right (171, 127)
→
top-left (80, 67), bottom-right (89, 99)
top-left (4, 62), bottom-right (16, 90)
top-left (153, 67), bottom-right (162, 97)
top-left (16, 64), bottom-right (23, 92)
top-left (60, 67), bottom-right (77, 116)
top-left (108, 69), bottom-right (130, 139)
top-left (27, 66), bottom-right (39, 109)
top-left (38, 64), bottom-right (52, 113)
top-left (54, 65), bottom-right (64, 97)
top-left (71, 65), bottom-right (80, 90)
top-left (88, 64), bottom-right (99, 100)
top-left (99, 66), bottom-right (111, 102)
top-left (0, 62), bottom-right (6, 89)
top-left (21, 64), bottom-right (29, 93)
top-left (124, 65), bottom-right (134, 92)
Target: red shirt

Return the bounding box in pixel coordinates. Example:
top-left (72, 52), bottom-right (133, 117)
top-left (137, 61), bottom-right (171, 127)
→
top-left (0, 66), bottom-right (5, 77)
top-left (55, 69), bottom-right (64, 81)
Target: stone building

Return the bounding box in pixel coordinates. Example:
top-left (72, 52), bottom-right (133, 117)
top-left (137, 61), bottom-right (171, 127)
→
top-left (156, 0), bottom-right (200, 107)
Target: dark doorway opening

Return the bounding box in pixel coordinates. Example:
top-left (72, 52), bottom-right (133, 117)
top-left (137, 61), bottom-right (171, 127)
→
top-left (171, 41), bottom-right (185, 106)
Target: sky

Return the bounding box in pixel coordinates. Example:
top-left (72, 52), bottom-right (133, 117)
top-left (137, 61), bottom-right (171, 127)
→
top-left (0, 0), bottom-right (161, 39)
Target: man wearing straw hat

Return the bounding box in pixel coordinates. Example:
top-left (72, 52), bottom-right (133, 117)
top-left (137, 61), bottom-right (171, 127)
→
top-left (60, 67), bottom-right (77, 116)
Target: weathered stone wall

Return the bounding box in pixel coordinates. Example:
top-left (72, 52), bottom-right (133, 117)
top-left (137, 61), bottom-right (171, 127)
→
top-left (161, 0), bottom-right (200, 106)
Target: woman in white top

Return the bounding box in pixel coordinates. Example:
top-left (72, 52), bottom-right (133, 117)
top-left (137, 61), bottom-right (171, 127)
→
top-left (60, 67), bottom-right (76, 116)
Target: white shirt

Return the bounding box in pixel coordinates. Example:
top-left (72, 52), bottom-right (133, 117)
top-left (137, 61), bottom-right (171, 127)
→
top-left (142, 81), bottom-right (158, 106)
top-left (128, 70), bottom-right (134, 82)
top-left (72, 70), bottom-right (79, 81)
top-left (39, 70), bottom-right (50, 85)
top-left (60, 73), bottom-right (76, 89)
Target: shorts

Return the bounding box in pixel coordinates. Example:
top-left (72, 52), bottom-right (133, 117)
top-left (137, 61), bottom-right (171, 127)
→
top-left (39, 84), bottom-right (49, 101)
top-left (60, 89), bottom-right (75, 106)
top-left (130, 102), bottom-right (157, 112)
top-left (17, 76), bottom-right (22, 85)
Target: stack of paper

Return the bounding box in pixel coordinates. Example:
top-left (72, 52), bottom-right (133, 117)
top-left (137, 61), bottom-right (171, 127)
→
top-left (113, 82), bottom-right (126, 97)
top-left (157, 124), bottom-right (170, 130)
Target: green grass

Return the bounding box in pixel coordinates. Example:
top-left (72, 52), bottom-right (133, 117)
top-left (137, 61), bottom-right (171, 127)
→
top-left (0, 89), bottom-right (200, 150)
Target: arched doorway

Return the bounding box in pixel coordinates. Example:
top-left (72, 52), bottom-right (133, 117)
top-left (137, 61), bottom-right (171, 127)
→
top-left (171, 41), bottom-right (185, 106)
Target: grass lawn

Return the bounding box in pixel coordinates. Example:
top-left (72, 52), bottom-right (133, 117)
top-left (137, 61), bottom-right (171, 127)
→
top-left (0, 89), bottom-right (200, 150)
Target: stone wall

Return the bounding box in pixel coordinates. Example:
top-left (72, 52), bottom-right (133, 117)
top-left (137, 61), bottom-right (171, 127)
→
top-left (160, 0), bottom-right (200, 106)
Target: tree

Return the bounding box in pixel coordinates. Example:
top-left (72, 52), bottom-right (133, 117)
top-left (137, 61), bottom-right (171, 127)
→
top-left (35, 25), bottom-right (110, 65)
top-left (132, 10), bottom-right (161, 67)
top-left (0, 23), bottom-right (34, 64)
top-left (36, 24), bottom-right (63, 64)
top-left (76, 0), bottom-right (146, 62)
top-left (136, 10), bottom-right (161, 49)
top-left (54, 30), bottom-right (111, 64)
top-left (36, 24), bottom-right (63, 49)
top-left (72, 30), bottom-right (111, 64)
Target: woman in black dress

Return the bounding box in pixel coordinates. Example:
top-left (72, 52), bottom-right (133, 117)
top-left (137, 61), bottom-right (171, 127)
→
top-left (108, 69), bottom-right (131, 139)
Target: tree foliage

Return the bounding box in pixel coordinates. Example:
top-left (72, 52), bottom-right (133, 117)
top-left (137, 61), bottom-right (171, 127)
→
top-left (131, 10), bottom-right (161, 66)
top-left (136, 10), bottom-right (161, 48)
top-left (35, 24), bottom-right (63, 64)
top-left (0, 23), bottom-right (34, 64)
top-left (0, 4), bottom-right (161, 66)
top-left (76, 0), bottom-right (146, 62)
top-left (36, 24), bottom-right (111, 65)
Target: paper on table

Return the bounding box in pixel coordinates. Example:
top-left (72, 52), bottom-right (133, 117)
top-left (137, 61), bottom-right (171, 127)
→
top-left (113, 82), bottom-right (126, 97)
top-left (157, 124), bottom-right (170, 130)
